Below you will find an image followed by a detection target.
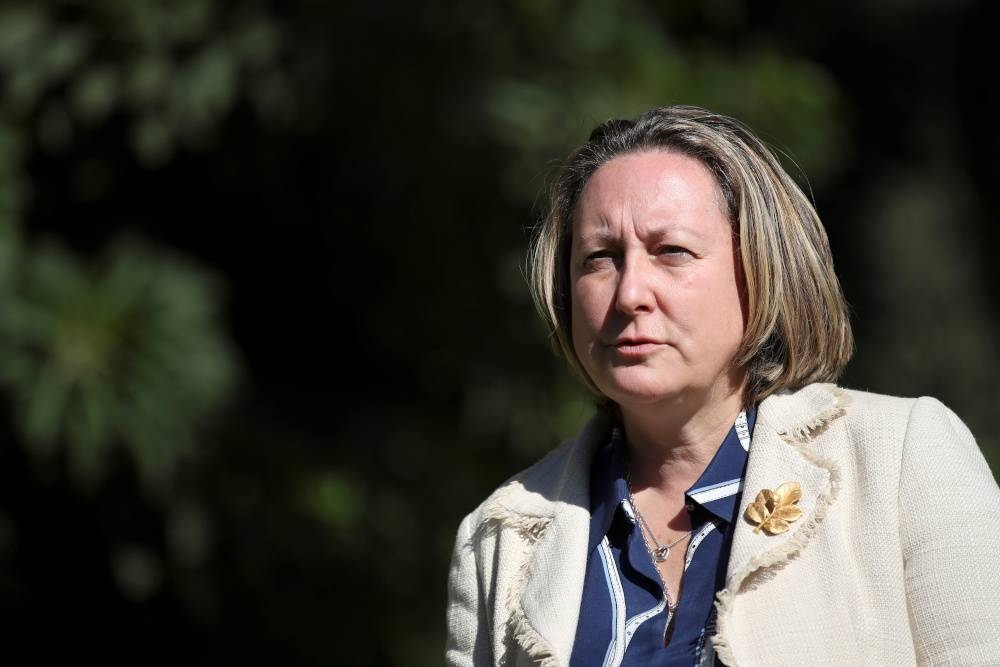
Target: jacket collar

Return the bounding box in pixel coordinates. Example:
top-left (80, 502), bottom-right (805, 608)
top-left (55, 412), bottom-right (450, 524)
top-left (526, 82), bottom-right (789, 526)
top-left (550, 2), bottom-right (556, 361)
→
top-left (484, 411), bottom-right (609, 666)
top-left (485, 384), bottom-right (848, 667)
top-left (723, 384), bottom-right (846, 579)
top-left (711, 384), bottom-right (848, 665)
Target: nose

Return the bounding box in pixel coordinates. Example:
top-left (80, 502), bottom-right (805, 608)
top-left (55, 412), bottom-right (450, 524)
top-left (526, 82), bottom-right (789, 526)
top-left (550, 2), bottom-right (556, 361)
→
top-left (615, 253), bottom-right (655, 315)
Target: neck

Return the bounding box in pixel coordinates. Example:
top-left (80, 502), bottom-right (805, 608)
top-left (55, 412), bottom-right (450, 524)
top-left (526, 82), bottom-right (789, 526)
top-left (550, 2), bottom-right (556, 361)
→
top-left (620, 381), bottom-right (745, 492)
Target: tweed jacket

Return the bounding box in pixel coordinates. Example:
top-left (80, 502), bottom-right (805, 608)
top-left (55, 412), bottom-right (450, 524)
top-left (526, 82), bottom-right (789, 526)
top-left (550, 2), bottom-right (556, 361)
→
top-left (445, 384), bottom-right (1000, 666)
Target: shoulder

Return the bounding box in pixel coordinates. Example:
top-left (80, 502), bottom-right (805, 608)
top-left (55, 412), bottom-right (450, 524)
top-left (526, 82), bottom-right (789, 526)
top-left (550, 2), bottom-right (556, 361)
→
top-left (835, 385), bottom-right (972, 426)
top-left (758, 382), bottom-right (981, 465)
top-left (771, 384), bottom-right (992, 488)
top-left (761, 381), bottom-right (972, 433)
top-left (456, 410), bottom-right (613, 538)
top-left (757, 383), bottom-right (911, 436)
top-left (837, 387), bottom-right (974, 450)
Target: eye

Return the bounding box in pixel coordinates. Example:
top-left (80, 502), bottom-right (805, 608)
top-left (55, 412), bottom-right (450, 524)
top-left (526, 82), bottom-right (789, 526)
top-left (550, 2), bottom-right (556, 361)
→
top-left (657, 245), bottom-right (693, 263)
top-left (582, 249), bottom-right (616, 269)
top-left (658, 245), bottom-right (689, 256)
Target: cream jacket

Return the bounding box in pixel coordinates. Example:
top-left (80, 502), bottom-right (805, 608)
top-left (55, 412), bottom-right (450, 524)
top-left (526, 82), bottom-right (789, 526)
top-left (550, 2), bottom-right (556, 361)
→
top-left (445, 384), bottom-right (1000, 666)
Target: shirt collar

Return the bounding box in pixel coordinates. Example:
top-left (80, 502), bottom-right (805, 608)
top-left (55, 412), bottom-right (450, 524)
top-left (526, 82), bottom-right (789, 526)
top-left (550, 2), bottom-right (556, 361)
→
top-left (586, 407), bottom-right (757, 553)
top-left (587, 427), bottom-right (630, 554)
top-left (686, 406), bottom-right (756, 523)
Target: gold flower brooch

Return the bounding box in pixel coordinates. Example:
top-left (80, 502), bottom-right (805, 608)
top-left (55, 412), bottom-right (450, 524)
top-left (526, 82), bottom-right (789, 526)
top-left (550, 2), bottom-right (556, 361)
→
top-left (745, 482), bottom-right (803, 535)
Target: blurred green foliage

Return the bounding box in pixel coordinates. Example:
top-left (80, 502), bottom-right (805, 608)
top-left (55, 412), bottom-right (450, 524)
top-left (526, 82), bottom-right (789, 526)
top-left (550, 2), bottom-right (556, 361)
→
top-left (0, 238), bottom-right (236, 496)
top-left (0, 0), bottom-right (292, 496)
top-left (479, 1), bottom-right (846, 197)
top-left (0, 0), bottom-right (292, 165)
top-left (0, 0), bottom-right (995, 665)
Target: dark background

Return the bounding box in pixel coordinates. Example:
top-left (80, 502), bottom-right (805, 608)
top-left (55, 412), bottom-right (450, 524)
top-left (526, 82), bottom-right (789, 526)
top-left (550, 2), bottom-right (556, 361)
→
top-left (0, 1), bottom-right (996, 664)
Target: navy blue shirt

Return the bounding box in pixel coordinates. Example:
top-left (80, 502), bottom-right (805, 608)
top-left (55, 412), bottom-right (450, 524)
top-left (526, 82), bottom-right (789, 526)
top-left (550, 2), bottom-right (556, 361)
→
top-left (570, 409), bottom-right (756, 667)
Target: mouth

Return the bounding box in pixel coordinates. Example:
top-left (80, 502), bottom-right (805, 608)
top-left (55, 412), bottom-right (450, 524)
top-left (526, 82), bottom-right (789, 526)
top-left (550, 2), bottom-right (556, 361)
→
top-left (611, 337), bottom-right (665, 357)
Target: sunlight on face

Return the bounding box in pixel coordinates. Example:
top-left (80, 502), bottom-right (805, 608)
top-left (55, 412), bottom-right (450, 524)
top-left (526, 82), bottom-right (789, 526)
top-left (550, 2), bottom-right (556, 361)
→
top-left (569, 150), bottom-right (747, 409)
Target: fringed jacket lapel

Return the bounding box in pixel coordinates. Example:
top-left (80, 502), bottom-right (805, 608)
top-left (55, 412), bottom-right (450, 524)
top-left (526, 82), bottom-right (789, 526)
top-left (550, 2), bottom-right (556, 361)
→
top-left (511, 500), bottom-right (591, 666)
top-left (485, 413), bottom-right (611, 666)
top-left (712, 384), bottom-right (849, 665)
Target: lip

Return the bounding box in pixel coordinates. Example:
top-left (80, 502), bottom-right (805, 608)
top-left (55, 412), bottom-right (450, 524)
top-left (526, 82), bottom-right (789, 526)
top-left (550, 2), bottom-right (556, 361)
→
top-left (610, 337), bottom-right (665, 358)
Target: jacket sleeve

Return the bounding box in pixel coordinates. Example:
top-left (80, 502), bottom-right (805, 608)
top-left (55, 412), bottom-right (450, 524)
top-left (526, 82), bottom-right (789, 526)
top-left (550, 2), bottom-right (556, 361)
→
top-left (445, 513), bottom-right (492, 667)
top-left (899, 396), bottom-right (1000, 665)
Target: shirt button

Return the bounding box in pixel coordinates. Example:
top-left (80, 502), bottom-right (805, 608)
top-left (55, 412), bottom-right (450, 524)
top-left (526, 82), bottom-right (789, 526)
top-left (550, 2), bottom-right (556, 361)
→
top-left (685, 503), bottom-right (694, 512)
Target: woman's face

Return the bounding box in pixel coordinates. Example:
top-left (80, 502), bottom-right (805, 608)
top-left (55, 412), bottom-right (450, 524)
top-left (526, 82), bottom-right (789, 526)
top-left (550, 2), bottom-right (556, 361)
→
top-left (569, 150), bottom-right (747, 410)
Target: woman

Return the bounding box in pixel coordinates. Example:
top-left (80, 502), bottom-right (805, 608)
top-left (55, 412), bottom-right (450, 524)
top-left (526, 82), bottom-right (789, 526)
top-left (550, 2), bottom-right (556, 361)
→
top-left (446, 106), bottom-right (1000, 666)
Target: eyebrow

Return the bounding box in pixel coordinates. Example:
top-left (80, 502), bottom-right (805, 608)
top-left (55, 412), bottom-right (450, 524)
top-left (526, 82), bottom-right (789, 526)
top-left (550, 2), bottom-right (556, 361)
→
top-left (576, 229), bottom-right (620, 246)
top-left (576, 224), bottom-right (694, 247)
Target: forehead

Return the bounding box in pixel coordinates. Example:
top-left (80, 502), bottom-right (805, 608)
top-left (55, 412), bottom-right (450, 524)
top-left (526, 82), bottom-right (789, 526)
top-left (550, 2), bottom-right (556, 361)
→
top-left (574, 150), bottom-right (727, 234)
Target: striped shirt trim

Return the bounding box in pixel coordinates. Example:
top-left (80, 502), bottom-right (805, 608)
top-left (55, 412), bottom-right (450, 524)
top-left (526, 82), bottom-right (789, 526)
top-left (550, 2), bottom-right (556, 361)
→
top-left (688, 478), bottom-right (743, 504)
top-left (598, 537), bottom-right (669, 667)
top-left (685, 521), bottom-right (720, 569)
top-left (735, 410), bottom-right (751, 451)
top-left (598, 539), bottom-right (627, 667)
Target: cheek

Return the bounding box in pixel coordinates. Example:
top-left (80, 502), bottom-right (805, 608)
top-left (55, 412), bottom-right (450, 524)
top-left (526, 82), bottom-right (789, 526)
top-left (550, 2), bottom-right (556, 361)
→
top-left (569, 283), bottom-right (591, 349)
top-left (570, 280), bottom-right (605, 349)
top-left (710, 279), bottom-right (747, 344)
top-left (676, 270), bottom-right (744, 341)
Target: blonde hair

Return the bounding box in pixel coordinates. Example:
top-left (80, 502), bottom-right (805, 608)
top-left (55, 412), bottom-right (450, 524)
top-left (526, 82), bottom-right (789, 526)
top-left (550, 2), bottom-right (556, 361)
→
top-left (528, 105), bottom-right (853, 405)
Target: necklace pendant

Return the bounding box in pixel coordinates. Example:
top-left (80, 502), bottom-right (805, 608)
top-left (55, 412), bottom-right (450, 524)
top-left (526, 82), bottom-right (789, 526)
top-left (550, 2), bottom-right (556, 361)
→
top-left (653, 545), bottom-right (670, 562)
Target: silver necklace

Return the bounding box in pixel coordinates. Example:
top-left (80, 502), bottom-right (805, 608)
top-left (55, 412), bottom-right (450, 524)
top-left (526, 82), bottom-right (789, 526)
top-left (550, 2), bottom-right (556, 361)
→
top-left (632, 502), bottom-right (691, 563)
top-left (622, 410), bottom-right (750, 564)
top-left (624, 469), bottom-right (689, 614)
top-left (624, 469), bottom-right (694, 562)
top-left (620, 410), bottom-right (750, 625)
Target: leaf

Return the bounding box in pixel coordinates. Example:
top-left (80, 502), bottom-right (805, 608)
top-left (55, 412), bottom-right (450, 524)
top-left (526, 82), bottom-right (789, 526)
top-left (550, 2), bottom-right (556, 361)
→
top-left (774, 482), bottom-right (802, 505)
top-left (745, 481), bottom-right (804, 535)
top-left (765, 518), bottom-right (790, 534)
top-left (745, 500), bottom-right (769, 524)
top-left (755, 488), bottom-right (775, 507)
top-left (771, 505), bottom-right (803, 522)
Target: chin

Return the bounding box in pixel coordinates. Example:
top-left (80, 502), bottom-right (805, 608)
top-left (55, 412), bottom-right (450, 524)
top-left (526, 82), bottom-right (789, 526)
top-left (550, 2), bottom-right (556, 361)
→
top-left (599, 374), bottom-right (684, 407)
